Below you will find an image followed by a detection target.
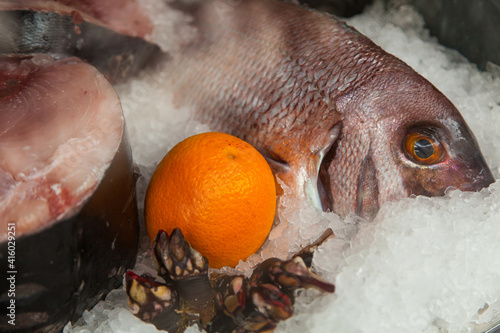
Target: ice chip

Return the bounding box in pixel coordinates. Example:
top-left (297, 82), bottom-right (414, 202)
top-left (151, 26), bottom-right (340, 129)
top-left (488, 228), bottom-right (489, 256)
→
top-left (137, 0), bottom-right (198, 53)
top-left (82, 310), bottom-right (95, 327)
top-left (184, 324), bottom-right (205, 333)
top-left (63, 323), bottom-right (73, 333)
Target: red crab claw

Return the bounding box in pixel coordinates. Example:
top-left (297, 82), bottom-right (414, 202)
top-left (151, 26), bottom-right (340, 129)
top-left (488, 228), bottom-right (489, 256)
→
top-left (269, 256), bottom-right (335, 293)
top-left (213, 274), bottom-right (249, 317)
top-left (250, 283), bottom-right (294, 322)
top-left (125, 271), bottom-right (177, 322)
top-left (153, 228), bottom-right (209, 281)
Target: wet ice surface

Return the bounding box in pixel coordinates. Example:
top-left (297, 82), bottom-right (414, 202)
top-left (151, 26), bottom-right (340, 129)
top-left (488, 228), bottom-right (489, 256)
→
top-left (68, 1), bottom-right (500, 333)
top-left (278, 185), bottom-right (500, 333)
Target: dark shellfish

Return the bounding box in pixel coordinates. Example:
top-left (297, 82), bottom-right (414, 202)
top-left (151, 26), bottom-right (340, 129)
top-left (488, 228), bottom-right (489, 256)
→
top-left (126, 228), bottom-right (335, 332)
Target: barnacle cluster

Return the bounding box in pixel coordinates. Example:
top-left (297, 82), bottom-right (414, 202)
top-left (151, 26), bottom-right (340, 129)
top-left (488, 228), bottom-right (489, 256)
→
top-left (126, 228), bottom-right (335, 332)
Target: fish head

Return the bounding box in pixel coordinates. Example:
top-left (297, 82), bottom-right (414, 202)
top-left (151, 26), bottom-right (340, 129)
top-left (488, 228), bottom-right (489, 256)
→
top-left (329, 70), bottom-right (495, 218)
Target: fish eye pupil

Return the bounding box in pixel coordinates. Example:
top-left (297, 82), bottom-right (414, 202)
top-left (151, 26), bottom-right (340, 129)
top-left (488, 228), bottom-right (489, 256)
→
top-left (414, 139), bottom-right (434, 159)
top-left (404, 132), bottom-right (444, 165)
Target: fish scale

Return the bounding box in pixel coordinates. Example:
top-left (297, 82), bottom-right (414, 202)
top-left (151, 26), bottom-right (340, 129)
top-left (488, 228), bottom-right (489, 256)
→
top-left (164, 0), bottom-right (494, 218)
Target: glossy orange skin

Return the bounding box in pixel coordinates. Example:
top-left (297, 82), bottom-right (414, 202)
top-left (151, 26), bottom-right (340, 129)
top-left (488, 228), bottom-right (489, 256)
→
top-left (145, 132), bottom-right (276, 269)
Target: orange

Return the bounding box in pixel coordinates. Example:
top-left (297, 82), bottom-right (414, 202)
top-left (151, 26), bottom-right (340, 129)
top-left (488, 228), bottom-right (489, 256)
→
top-left (145, 132), bottom-right (276, 268)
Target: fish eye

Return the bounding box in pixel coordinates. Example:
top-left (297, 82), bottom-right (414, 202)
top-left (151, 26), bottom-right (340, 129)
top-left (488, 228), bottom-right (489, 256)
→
top-left (403, 132), bottom-right (445, 165)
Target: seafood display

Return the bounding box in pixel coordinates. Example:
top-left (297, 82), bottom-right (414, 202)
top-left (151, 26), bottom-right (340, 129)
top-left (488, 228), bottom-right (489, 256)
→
top-left (0, 0), bottom-right (497, 332)
top-left (126, 229), bottom-right (335, 333)
top-left (164, 0), bottom-right (494, 219)
top-left (68, 1), bottom-right (499, 332)
top-left (0, 47), bottom-right (141, 333)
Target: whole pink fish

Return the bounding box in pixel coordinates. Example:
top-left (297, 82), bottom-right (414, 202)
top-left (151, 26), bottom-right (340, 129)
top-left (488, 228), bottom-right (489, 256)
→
top-left (165, 0), bottom-right (494, 218)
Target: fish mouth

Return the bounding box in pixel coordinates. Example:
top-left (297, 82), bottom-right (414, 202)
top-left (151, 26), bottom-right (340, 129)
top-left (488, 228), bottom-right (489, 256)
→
top-left (449, 155), bottom-right (495, 192)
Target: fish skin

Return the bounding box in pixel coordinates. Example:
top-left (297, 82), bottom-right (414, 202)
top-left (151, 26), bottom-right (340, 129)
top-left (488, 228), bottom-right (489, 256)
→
top-left (164, 0), bottom-right (494, 218)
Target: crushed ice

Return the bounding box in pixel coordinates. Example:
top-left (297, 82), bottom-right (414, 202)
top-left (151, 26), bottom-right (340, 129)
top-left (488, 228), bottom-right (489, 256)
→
top-left (69, 1), bottom-right (500, 332)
